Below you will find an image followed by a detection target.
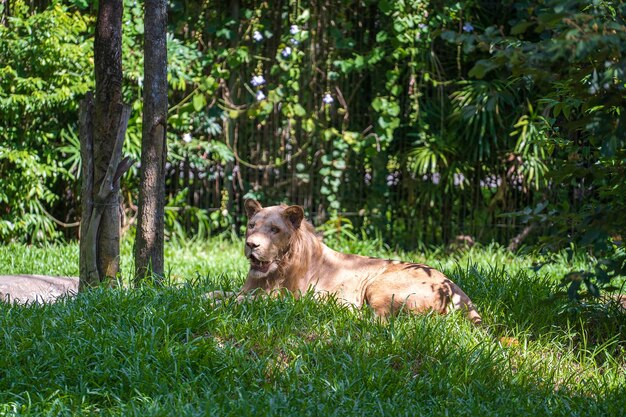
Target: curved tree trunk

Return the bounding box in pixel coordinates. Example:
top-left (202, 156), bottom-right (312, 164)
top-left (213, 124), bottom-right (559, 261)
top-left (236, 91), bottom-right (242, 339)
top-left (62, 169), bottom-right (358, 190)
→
top-left (135, 0), bottom-right (168, 282)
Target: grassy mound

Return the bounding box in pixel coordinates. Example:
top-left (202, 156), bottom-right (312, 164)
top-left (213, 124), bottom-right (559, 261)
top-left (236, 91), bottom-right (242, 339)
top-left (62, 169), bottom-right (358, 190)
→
top-left (0, 240), bottom-right (624, 416)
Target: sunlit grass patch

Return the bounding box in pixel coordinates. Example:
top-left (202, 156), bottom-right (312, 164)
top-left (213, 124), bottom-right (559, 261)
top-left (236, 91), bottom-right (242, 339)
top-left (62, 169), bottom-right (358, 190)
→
top-left (0, 239), bottom-right (624, 415)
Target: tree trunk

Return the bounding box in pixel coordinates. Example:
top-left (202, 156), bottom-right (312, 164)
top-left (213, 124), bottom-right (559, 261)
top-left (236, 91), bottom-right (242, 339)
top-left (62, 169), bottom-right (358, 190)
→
top-left (80, 103), bottom-right (132, 289)
top-left (135, 0), bottom-right (168, 281)
top-left (79, 0), bottom-right (133, 290)
top-left (79, 93), bottom-right (94, 288)
top-left (93, 0), bottom-right (124, 281)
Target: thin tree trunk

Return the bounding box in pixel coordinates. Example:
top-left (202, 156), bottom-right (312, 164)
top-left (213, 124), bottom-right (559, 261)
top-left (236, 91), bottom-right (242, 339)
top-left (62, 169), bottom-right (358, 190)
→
top-left (135, 0), bottom-right (168, 281)
top-left (225, 0), bottom-right (240, 223)
top-left (1, 0), bottom-right (9, 27)
top-left (79, 93), bottom-right (94, 288)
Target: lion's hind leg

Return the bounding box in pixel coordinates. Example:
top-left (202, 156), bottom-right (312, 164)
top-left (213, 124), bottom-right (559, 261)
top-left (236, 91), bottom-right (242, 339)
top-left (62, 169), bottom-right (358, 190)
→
top-left (365, 273), bottom-right (449, 318)
top-left (365, 271), bottom-right (481, 324)
top-left (449, 287), bottom-right (482, 325)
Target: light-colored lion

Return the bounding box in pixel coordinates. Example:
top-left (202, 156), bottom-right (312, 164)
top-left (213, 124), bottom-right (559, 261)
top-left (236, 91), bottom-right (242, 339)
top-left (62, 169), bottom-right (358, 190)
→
top-left (212, 199), bottom-right (481, 324)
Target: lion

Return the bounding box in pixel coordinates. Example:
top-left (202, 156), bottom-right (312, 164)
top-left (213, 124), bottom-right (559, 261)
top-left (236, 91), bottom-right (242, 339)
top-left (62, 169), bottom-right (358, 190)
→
top-left (210, 199), bottom-right (481, 324)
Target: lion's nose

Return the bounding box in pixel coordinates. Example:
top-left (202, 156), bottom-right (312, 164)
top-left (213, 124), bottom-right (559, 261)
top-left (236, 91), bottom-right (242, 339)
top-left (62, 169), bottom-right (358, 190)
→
top-left (246, 240), bottom-right (259, 250)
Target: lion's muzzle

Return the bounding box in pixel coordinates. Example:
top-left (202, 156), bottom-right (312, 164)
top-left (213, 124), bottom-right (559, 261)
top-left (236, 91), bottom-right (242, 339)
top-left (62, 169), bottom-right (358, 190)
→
top-left (248, 253), bottom-right (272, 273)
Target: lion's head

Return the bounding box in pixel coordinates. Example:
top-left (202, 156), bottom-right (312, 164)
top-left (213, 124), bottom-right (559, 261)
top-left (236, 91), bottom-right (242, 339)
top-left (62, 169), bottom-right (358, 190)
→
top-left (243, 199), bottom-right (305, 279)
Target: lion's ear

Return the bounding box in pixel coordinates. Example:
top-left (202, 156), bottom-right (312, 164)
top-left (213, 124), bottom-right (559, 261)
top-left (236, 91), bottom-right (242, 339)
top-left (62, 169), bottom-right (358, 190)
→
top-left (244, 199), bottom-right (262, 218)
top-left (283, 205), bottom-right (304, 229)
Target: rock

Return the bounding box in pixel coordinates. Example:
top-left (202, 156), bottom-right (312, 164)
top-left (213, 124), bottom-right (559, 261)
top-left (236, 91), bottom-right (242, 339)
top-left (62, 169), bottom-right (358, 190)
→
top-left (0, 275), bottom-right (79, 304)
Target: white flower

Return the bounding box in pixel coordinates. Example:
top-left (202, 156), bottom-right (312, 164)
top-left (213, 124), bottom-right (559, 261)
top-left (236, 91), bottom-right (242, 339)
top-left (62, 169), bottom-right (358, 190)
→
top-left (290, 25), bottom-right (299, 35)
top-left (251, 75), bottom-right (266, 87)
top-left (281, 46), bottom-right (292, 57)
top-left (322, 93), bottom-right (334, 104)
top-left (256, 90), bottom-right (266, 101)
top-left (182, 133), bottom-right (192, 143)
top-left (253, 30), bottom-right (263, 42)
top-left (418, 23), bottom-right (427, 30)
top-left (289, 38), bottom-right (299, 46)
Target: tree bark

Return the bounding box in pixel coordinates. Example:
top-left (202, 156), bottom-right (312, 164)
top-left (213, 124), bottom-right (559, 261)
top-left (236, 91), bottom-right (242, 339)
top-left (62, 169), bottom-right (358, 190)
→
top-left (135, 0), bottom-right (168, 281)
top-left (80, 100), bottom-right (133, 290)
top-left (79, 0), bottom-right (131, 290)
top-left (79, 93), bottom-right (94, 288)
top-left (93, 0), bottom-right (124, 282)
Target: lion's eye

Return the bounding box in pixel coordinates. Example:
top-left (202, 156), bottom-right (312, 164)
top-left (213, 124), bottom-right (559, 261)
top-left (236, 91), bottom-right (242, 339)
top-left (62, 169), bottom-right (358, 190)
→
top-left (248, 223), bottom-right (255, 229)
top-left (270, 226), bottom-right (280, 234)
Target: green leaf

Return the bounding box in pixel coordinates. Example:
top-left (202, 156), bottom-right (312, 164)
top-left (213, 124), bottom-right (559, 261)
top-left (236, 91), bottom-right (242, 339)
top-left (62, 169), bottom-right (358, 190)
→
top-left (567, 279), bottom-right (582, 300)
top-left (293, 103), bottom-right (306, 117)
top-left (333, 160), bottom-right (346, 170)
top-left (298, 9), bottom-right (311, 23)
top-left (192, 94), bottom-right (206, 112)
top-left (387, 102), bottom-right (400, 117)
top-left (440, 30), bottom-right (457, 43)
top-left (511, 20), bottom-right (532, 35)
top-left (379, 0), bottom-right (393, 14)
top-left (468, 60), bottom-right (498, 79)
top-left (372, 97), bottom-right (386, 112)
top-left (584, 279), bottom-right (600, 298)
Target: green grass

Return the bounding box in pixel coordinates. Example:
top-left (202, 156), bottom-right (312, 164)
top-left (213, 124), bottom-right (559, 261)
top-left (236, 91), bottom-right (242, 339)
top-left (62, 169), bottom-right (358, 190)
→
top-left (0, 238), bottom-right (625, 416)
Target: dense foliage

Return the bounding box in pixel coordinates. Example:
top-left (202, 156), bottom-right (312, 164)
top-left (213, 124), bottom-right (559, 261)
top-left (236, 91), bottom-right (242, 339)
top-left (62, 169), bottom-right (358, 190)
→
top-left (0, 1), bottom-right (624, 292)
top-left (0, 3), bottom-right (92, 241)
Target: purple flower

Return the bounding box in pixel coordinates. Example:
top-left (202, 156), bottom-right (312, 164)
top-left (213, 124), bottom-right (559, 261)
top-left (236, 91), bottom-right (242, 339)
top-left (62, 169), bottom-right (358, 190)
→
top-left (462, 22), bottom-right (474, 33)
top-left (255, 90), bottom-right (266, 101)
top-left (253, 30), bottom-right (263, 42)
top-left (386, 171), bottom-right (401, 186)
top-left (290, 25), bottom-right (299, 35)
top-left (322, 93), bottom-right (334, 105)
top-left (281, 46), bottom-right (292, 58)
top-left (251, 75), bottom-right (266, 87)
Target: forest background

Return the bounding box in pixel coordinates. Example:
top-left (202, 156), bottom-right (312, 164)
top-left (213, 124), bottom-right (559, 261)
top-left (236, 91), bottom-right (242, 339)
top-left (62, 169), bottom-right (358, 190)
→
top-left (1, 0), bottom-right (625, 293)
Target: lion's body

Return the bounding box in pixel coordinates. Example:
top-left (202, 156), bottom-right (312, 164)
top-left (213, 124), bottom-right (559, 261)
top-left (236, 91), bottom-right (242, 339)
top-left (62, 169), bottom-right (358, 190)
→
top-left (217, 200), bottom-right (481, 324)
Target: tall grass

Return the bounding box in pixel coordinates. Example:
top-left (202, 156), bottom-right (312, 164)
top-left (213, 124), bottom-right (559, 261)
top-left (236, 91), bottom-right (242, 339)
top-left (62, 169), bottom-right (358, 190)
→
top-left (0, 238), bottom-right (624, 416)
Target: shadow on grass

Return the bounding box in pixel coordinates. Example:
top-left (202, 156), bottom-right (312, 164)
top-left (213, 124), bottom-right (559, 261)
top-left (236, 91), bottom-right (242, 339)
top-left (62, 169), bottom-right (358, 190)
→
top-left (447, 262), bottom-right (626, 356)
top-left (0, 278), bottom-right (624, 415)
